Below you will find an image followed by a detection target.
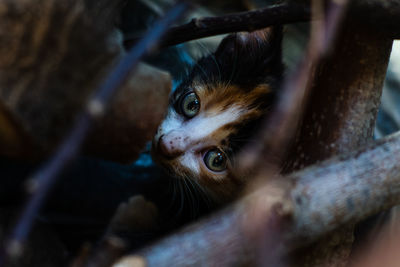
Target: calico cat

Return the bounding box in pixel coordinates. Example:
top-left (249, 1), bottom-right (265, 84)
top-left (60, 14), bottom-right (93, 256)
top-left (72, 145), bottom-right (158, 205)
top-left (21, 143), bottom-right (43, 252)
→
top-left (101, 27), bottom-right (284, 261)
top-left (151, 26), bottom-right (284, 204)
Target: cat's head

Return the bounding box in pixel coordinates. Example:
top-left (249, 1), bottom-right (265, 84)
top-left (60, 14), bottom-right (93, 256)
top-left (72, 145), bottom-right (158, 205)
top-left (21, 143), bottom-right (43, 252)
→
top-left (152, 27), bottom-right (283, 202)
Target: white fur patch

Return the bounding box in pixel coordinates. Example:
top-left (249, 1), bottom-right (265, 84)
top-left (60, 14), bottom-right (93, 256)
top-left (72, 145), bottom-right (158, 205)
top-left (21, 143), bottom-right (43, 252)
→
top-left (180, 152), bottom-right (200, 174)
top-left (184, 106), bottom-right (242, 142)
top-left (157, 106), bottom-right (243, 176)
top-left (159, 106), bottom-right (242, 145)
top-left (159, 108), bottom-right (183, 136)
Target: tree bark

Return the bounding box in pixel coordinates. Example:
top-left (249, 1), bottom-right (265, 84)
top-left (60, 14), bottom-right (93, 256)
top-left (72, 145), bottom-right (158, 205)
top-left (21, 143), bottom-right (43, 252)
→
top-left (125, 0), bottom-right (400, 49)
top-left (351, 0), bottom-right (400, 39)
top-left (84, 63), bottom-right (171, 163)
top-left (282, 13), bottom-right (393, 267)
top-left (0, 0), bottom-right (172, 163)
top-left (284, 22), bottom-right (392, 172)
top-left (113, 131), bottom-right (400, 267)
top-left (112, 2), bottom-right (395, 267)
top-left (0, 0), bottom-right (121, 158)
top-left (157, 3), bottom-right (311, 47)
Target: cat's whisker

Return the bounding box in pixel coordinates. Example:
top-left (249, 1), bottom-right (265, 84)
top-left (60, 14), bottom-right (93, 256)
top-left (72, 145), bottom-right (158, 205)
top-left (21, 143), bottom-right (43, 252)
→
top-left (188, 179), bottom-right (201, 213)
top-left (186, 179), bottom-right (197, 218)
top-left (180, 179), bottom-right (187, 216)
top-left (174, 179), bottom-right (184, 218)
top-left (228, 52), bottom-right (238, 84)
top-left (192, 181), bottom-right (203, 216)
top-left (183, 177), bottom-right (197, 219)
top-left (194, 60), bottom-right (211, 85)
top-left (185, 177), bottom-right (213, 211)
top-left (161, 179), bottom-right (180, 225)
top-left (168, 178), bottom-right (179, 212)
top-left (151, 26), bottom-right (283, 212)
top-left (196, 41), bottom-right (222, 82)
top-left (181, 178), bottom-right (190, 217)
top-left (191, 179), bottom-right (214, 210)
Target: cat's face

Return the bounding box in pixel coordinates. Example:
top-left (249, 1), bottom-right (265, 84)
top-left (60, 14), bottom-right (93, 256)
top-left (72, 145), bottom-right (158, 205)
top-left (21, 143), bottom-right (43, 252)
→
top-left (152, 27), bottom-right (283, 202)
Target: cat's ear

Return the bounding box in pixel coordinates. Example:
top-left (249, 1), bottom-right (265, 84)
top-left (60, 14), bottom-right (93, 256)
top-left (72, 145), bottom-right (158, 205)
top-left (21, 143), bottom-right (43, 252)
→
top-left (214, 26), bottom-right (283, 84)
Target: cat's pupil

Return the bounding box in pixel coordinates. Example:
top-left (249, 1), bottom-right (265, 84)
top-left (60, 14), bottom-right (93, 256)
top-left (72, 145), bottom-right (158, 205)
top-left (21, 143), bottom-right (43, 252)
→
top-left (213, 154), bottom-right (224, 166)
top-left (181, 92), bottom-right (200, 118)
top-left (204, 149), bottom-right (227, 172)
top-left (187, 99), bottom-right (199, 111)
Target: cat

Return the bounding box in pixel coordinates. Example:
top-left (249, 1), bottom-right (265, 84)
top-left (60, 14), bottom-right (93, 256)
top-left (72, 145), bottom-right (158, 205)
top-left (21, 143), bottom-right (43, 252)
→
top-left (151, 26), bottom-right (284, 204)
top-left (100, 27), bottom-right (284, 260)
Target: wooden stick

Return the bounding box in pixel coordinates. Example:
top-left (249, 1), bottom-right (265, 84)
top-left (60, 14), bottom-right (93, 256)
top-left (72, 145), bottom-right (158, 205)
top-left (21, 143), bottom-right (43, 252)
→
top-left (115, 131), bottom-right (400, 266)
top-left (124, 3), bottom-right (311, 48)
top-left (1, 2), bottom-right (188, 264)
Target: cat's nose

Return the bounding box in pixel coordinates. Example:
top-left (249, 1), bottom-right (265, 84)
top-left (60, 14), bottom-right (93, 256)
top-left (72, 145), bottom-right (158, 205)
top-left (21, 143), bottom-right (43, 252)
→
top-left (158, 133), bottom-right (185, 158)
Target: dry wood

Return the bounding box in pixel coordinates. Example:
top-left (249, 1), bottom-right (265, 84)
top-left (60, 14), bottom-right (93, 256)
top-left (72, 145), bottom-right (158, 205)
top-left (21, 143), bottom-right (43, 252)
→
top-left (125, 0), bottom-right (400, 50)
top-left (351, 0), bottom-right (400, 39)
top-left (282, 4), bottom-right (393, 267)
top-left (284, 21), bottom-right (393, 172)
top-left (0, 0), bottom-right (121, 157)
top-left (0, 0), bottom-right (399, 266)
top-left (124, 3), bottom-right (311, 48)
top-left (112, 1), bottom-right (398, 267)
top-left (237, 0), bottom-right (348, 177)
top-left (85, 63), bottom-right (171, 163)
top-left (0, 1), bottom-right (187, 263)
top-left (114, 131), bottom-right (400, 267)
top-left (0, 0), bottom-right (172, 163)
top-left (0, 101), bottom-right (33, 158)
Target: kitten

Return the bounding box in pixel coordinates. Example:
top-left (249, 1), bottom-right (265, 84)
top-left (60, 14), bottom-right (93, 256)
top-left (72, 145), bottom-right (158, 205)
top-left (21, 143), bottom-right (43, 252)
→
top-left (151, 26), bottom-right (284, 204)
top-left (100, 27), bottom-right (284, 258)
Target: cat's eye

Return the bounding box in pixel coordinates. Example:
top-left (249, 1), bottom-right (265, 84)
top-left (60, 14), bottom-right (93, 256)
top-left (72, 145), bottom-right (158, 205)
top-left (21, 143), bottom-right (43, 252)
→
top-left (180, 92), bottom-right (200, 118)
top-left (204, 149), bottom-right (227, 172)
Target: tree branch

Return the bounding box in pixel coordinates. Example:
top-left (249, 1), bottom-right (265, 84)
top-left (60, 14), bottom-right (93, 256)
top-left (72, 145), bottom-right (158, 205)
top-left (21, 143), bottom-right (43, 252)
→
top-left (124, 3), bottom-right (311, 48)
top-left (113, 1), bottom-right (400, 266)
top-left (1, 2), bottom-right (187, 263)
top-left (280, 2), bottom-right (393, 265)
top-left (286, 131), bottom-right (400, 244)
top-left (124, 0), bottom-right (400, 50)
top-left (115, 131), bottom-right (400, 266)
top-left (284, 7), bottom-right (393, 171)
top-left (351, 0), bottom-right (400, 39)
top-left (237, 0), bottom-right (348, 174)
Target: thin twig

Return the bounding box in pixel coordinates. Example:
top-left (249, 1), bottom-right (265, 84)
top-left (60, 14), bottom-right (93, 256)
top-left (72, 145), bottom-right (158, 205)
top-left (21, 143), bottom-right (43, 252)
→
top-left (124, 3), bottom-right (311, 48)
top-left (0, 2), bottom-right (188, 264)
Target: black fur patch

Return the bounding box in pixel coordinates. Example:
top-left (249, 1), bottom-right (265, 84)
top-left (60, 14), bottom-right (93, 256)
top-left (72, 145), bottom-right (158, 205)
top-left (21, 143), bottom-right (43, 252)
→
top-left (175, 26), bottom-right (284, 157)
top-left (186, 26), bottom-right (283, 90)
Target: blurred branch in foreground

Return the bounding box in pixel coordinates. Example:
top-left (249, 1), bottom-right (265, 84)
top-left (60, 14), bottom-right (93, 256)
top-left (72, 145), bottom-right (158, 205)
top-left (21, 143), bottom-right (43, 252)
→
top-left (281, 1), bottom-right (393, 264)
top-left (116, 130), bottom-right (400, 266)
top-left (114, 0), bottom-right (399, 266)
top-left (237, 0), bottom-right (347, 173)
top-left (1, 1), bottom-right (187, 264)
